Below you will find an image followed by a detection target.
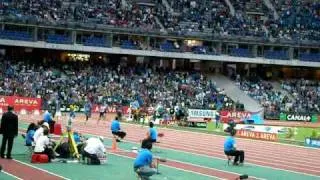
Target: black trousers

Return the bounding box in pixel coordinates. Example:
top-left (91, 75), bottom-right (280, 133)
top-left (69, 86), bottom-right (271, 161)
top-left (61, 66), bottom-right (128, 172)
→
top-left (82, 150), bottom-right (100, 165)
top-left (112, 131), bottom-right (126, 139)
top-left (225, 150), bottom-right (245, 164)
top-left (48, 121), bottom-right (56, 133)
top-left (1, 135), bottom-right (14, 158)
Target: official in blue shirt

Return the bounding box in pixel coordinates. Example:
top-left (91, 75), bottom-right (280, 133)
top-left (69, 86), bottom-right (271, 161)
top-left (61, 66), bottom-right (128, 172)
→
top-left (134, 139), bottom-right (157, 179)
top-left (224, 129), bottom-right (245, 165)
top-left (111, 116), bottom-right (126, 142)
top-left (147, 122), bottom-right (158, 143)
top-left (43, 111), bottom-right (52, 123)
top-left (43, 110), bottom-right (55, 132)
top-left (25, 123), bottom-right (37, 146)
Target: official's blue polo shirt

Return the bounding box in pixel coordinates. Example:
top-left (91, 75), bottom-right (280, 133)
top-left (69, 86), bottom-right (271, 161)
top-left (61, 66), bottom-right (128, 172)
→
top-left (26, 130), bottom-right (35, 146)
top-left (149, 127), bottom-right (158, 141)
top-left (134, 149), bottom-right (153, 168)
top-left (43, 112), bottom-right (52, 123)
top-left (224, 136), bottom-right (235, 151)
top-left (111, 120), bottom-right (120, 132)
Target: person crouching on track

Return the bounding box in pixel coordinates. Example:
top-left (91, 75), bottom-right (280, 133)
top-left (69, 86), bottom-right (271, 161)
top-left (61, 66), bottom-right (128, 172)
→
top-left (34, 128), bottom-right (56, 162)
top-left (134, 139), bottom-right (157, 180)
top-left (82, 136), bottom-right (106, 165)
top-left (147, 122), bottom-right (158, 143)
top-left (224, 129), bottom-right (245, 166)
top-left (111, 116), bottom-right (126, 142)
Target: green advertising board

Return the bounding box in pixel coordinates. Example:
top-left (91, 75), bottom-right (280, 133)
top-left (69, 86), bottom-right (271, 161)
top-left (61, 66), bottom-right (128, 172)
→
top-left (280, 113), bottom-right (286, 121)
top-left (279, 113), bottom-right (318, 123)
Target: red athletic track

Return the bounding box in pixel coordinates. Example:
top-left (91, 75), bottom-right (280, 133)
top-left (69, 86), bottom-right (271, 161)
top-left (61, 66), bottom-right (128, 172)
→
top-left (22, 115), bottom-right (320, 177)
top-left (0, 158), bottom-right (62, 180)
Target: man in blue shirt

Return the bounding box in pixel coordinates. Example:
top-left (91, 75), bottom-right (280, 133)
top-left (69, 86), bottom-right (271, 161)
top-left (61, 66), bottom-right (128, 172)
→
top-left (147, 122), bottom-right (158, 143)
top-left (43, 110), bottom-right (52, 123)
top-left (43, 110), bottom-right (55, 132)
top-left (134, 139), bottom-right (157, 179)
top-left (111, 116), bottom-right (126, 142)
top-left (224, 129), bottom-right (245, 166)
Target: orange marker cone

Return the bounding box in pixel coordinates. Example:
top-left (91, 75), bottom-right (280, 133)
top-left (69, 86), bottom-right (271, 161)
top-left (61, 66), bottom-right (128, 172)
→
top-left (111, 138), bottom-right (117, 151)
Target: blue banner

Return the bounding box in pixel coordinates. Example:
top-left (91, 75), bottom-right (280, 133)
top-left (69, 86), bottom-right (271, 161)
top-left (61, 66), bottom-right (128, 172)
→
top-left (305, 138), bottom-right (320, 148)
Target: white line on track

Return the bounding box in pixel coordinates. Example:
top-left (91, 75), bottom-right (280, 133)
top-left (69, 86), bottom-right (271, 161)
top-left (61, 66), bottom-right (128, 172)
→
top-left (2, 171), bottom-right (23, 180)
top-left (12, 159), bottom-right (71, 180)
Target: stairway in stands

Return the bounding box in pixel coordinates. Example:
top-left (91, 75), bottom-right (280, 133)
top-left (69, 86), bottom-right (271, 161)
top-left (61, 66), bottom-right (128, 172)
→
top-left (209, 74), bottom-right (263, 112)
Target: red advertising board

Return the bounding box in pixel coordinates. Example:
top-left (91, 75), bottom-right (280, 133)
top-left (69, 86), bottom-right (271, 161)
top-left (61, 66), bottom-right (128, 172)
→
top-left (0, 96), bottom-right (42, 112)
top-left (220, 110), bottom-right (252, 123)
top-left (92, 105), bottom-right (130, 115)
top-left (236, 129), bottom-right (278, 142)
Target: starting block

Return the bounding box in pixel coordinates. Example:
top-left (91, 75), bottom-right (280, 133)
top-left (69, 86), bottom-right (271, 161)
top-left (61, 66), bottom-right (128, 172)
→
top-left (31, 154), bottom-right (49, 163)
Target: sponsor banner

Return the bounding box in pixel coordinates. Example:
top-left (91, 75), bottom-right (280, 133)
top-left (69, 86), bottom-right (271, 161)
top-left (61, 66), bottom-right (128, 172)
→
top-left (188, 109), bottom-right (216, 119)
top-left (0, 96), bottom-right (41, 111)
top-left (60, 104), bottom-right (129, 115)
top-left (223, 124), bottom-right (288, 134)
top-left (220, 110), bottom-right (264, 124)
top-left (187, 118), bottom-right (210, 123)
top-left (196, 122), bottom-right (207, 128)
top-left (236, 129), bottom-right (278, 141)
top-left (305, 138), bottom-right (320, 148)
top-left (280, 113), bottom-right (318, 123)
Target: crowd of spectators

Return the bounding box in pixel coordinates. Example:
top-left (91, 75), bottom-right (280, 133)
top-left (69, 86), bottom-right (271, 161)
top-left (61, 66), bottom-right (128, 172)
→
top-left (266, 0), bottom-right (320, 41)
top-left (236, 76), bottom-right (320, 117)
top-left (0, 0), bottom-right (158, 30)
top-left (281, 79), bottom-right (320, 113)
top-left (0, 56), bottom-right (233, 112)
top-left (0, 0), bottom-right (319, 42)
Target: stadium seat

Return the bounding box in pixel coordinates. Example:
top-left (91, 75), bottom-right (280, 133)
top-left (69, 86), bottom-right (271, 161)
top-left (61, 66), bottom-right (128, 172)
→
top-left (31, 154), bottom-right (49, 163)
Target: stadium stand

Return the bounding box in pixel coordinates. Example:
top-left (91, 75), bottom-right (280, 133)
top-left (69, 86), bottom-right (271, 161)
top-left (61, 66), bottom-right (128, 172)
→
top-left (0, 56), bottom-right (234, 111)
top-left (235, 76), bottom-right (319, 118)
top-left (0, 0), bottom-right (319, 42)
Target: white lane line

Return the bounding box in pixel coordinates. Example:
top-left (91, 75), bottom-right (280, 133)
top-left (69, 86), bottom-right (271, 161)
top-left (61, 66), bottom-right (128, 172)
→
top-left (2, 171), bottom-right (23, 180)
top-left (12, 159), bottom-right (71, 180)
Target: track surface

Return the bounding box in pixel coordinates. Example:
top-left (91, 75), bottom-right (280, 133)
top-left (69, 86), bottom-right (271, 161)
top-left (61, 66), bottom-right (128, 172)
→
top-left (0, 158), bottom-right (62, 180)
top-left (21, 114), bottom-right (320, 178)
